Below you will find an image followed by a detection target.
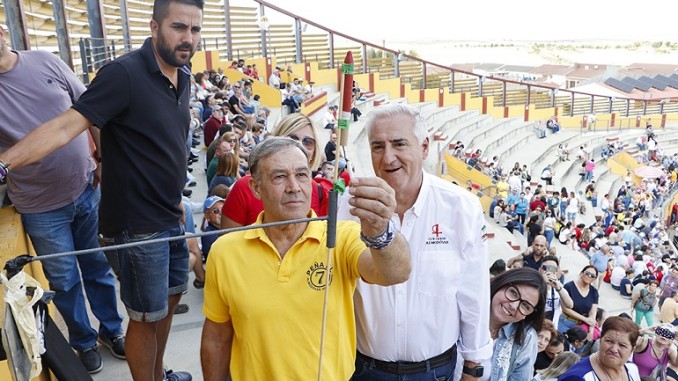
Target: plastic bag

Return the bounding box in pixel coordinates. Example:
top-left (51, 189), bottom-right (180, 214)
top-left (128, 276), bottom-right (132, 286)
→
top-left (1, 270), bottom-right (44, 379)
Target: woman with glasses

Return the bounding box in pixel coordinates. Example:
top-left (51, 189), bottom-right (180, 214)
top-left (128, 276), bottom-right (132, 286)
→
top-left (558, 266), bottom-right (599, 339)
top-left (220, 113), bottom-right (327, 229)
top-left (485, 267), bottom-right (547, 380)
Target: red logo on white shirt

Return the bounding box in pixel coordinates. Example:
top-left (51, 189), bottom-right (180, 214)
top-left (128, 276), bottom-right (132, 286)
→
top-left (426, 224), bottom-right (449, 245)
top-left (432, 224), bottom-right (442, 237)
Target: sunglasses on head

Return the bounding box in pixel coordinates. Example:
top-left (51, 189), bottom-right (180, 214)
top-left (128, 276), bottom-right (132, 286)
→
top-left (288, 134), bottom-right (316, 149)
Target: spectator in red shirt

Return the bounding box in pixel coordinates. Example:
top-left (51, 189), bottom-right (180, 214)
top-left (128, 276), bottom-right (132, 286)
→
top-left (220, 113), bottom-right (327, 228)
top-left (574, 223), bottom-right (585, 246)
top-left (530, 196), bottom-right (547, 212)
top-left (336, 159), bottom-right (351, 187)
top-left (203, 105), bottom-right (225, 147)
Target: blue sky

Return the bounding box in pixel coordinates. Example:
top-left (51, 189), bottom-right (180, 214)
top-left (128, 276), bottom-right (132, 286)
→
top-left (254, 0), bottom-right (678, 43)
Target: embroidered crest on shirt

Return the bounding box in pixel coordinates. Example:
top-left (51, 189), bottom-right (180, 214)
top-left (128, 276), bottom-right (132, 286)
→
top-left (425, 224), bottom-right (449, 245)
top-left (306, 262), bottom-right (333, 291)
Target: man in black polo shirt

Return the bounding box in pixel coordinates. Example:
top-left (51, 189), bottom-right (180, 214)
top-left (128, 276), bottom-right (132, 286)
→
top-left (507, 234), bottom-right (548, 270)
top-left (0, 0), bottom-right (204, 380)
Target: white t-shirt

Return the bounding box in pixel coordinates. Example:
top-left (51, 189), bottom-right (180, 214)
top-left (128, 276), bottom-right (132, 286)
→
top-left (559, 227), bottom-right (571, 243)
top-left (543, 216), bottom-right (556, 231)
top-left (648, 139), bottom-right (657, 151)
top-left (633, 261), bottom-right (648, 277)
top-left (610, 266), bottom-right (626, 287)
top-left (322, 111), bottom-right (335, 127)
top-left (544, 286), bottom-right (563, 330)
top-left (566, 197), bottom-right (579, 214)
top-left (508, 175), bottom-right (522, 192)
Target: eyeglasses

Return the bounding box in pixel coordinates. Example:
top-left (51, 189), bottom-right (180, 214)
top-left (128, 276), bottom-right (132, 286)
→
top-left (225, 138), bottom-right (238, 143)
top-left (583, 271), bottom-right (597, 279)
top-left (210, 208), bottom-right (221, 215)
top-left (288, 134), bottom-right (316, 149)
top-left (541, 264), bottom-right (558, 273)
top-left (504, 285), bottom-right (537, 316)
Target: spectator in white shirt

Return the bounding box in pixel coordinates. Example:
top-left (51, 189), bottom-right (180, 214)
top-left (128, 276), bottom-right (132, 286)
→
top-left (340, 104), bottom-right (492, 380)
top-left (268, 66), bottom-right (281, 89)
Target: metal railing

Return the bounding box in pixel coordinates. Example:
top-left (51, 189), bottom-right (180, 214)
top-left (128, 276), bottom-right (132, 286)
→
top-left (8, 0), bottom-right (678, 121)
top-left (251, 0), bottom-right (678, 121)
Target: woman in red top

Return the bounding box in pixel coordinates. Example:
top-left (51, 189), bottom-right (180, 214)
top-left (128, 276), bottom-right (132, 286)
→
top-left (220, 113), bottom-right (326, 228)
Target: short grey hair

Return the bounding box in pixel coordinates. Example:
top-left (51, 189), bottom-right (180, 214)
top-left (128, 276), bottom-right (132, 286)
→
top-left (364, 104), bottom-right (428, 143)
top-left (248, 137), bottom-right (308, 180)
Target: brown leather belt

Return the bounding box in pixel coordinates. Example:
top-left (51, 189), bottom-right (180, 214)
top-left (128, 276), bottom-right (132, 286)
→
top-left (356, 345), bottom-right (457, 375)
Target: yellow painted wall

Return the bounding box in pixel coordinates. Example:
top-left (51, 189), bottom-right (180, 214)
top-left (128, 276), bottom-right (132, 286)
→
top-left (442, 92), bottom-right (461, 107)
top-left (310, 64), bottom-right (339, 88)
top-left (354, 73), bottom-right (370, 91)
top-left (373, 76), bottom-right (400, 100)
top-left (531, 106), bottom-right (556, 121)
top-left (424, 88), bottom-right (439, 103)
top-left (191, 50), bottom-right (220, 73)
top-left (0, 208), bottom-right (51, 381)
top-left (506, 104), bottom-right (525, 118)
top-left (405, 85), bottom-right (419, 103)
top-left (300, 92), bottom-right (328, 115)
top-left (441, 174), bottom-right (493, 211)
top-left (488, 98), bottom-right (505, 119)
top-left (607, 151), bottom-right (642, 185)
top-left (444, 152), bottom-right (494, 189)
top-left (222, 69), bottom-right (281, 108)
top-left (606, 157), bottom-right (628, 181)
top-left (559, 115), bottom-right (585, 128)
top-left (466, 95), bottom-right (484, 113)
top-left (281, 63), bottom-right (306, 84)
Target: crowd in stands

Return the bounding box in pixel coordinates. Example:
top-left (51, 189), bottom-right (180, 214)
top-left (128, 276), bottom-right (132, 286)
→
top-left (266, 66), bottom-right (315, 113)
top-left (455, 117), bottom-right (678, 379)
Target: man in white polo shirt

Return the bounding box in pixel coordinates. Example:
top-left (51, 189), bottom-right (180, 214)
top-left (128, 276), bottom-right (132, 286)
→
top-left (342, 104), bottom-right (492, 380)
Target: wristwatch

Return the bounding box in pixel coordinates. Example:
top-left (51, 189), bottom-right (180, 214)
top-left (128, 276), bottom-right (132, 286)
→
top-left (462, 365), bottom-right (484, 377)
top-left (360, 220), bottom-right (395, 250)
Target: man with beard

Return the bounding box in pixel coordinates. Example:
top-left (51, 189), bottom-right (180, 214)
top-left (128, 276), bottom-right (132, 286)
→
top-left (0, 0), bottom-right (204, 379)
top-left (508, 235), bottom-right (548, 271)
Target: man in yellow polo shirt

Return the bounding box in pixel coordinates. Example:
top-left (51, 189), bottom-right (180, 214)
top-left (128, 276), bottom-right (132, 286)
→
top-left (200, 137), bottom-right (411, 381)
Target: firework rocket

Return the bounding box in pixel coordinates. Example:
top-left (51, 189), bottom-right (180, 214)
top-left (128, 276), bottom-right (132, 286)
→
top-left (338, 51), bottom-right (353, 147)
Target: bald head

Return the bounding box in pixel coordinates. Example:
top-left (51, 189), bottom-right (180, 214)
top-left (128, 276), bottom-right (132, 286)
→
top-left (533, 235), bottom-right (547, 256)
